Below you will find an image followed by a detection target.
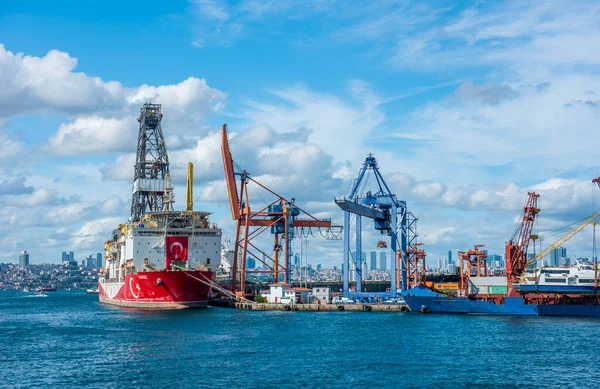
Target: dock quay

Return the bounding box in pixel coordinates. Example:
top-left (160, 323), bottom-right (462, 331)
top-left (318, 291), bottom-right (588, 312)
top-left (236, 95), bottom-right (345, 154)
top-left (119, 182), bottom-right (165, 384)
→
top-left (234, 302), bottom-right (410, 312)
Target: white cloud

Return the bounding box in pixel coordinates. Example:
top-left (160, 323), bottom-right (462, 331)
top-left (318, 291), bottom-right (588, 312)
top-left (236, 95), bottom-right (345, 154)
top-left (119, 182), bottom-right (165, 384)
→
top-left (0, 45), bottom-right (228, 155)
top-left (0, 130), bottom-right (23, 163)
top-left (47, 117), bottom-right (137, 155)
top-left (3, 188), bottom-right (64, 206)
top-left (420, 226), bottom-right (456, 245)
top-left (100, 154), bottom-right (136, 181)
top-left (0, 176), bottom-right (33, 195)
top-left (241, 83), bottom-right (385, 161)
top-left (72, 217), bottom-right (122, 248)
top-left (0, 44), bottom-right (123, 117)
top-left (187, 0), bottom-right (332, 47)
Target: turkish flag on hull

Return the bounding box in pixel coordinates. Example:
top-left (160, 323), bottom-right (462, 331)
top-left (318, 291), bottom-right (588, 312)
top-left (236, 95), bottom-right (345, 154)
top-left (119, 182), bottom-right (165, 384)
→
top-left (165, 236), bottom-right (189, 269)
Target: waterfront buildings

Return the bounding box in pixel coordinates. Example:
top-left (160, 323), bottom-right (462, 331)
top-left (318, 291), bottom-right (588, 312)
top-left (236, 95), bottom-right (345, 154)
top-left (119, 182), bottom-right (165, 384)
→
top-left (0, 262), bottom-right (101, 290)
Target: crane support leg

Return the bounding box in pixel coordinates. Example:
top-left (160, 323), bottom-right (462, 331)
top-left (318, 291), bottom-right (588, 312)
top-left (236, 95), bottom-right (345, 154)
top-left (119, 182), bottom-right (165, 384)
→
top-left (356, 215), bottom-right (362, 293)
top-left (343, 212), bottom-right (350, 294)
top-left (399, 204), bottom-right (408, 292)
top-left (391, 207), bottom-right (398, 294)
top-left (232, 219), bottom-right (241, 291)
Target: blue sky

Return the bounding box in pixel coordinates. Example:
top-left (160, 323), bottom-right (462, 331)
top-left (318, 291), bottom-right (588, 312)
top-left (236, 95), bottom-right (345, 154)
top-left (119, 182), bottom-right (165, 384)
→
top-left (1, 0), bottom-right (600, 266)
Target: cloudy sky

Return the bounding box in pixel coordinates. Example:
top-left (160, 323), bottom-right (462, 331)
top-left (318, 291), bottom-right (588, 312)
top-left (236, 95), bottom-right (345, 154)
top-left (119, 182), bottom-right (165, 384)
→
top-left (1, 0), bottom-right (600, 266)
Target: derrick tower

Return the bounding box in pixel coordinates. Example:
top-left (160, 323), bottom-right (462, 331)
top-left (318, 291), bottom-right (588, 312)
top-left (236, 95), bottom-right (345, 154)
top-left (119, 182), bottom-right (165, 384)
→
top-left (130, 103), bottom-right (170, 221)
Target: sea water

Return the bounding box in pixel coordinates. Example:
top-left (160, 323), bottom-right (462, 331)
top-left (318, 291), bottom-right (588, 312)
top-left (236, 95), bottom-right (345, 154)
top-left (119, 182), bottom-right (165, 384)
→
top-left (2, 290), bottom-right (600, 388)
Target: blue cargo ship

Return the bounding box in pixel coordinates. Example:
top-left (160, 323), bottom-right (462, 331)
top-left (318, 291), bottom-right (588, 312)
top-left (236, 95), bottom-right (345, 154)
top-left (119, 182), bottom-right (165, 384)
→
top-left (403, 285), bottom-right (600, 318)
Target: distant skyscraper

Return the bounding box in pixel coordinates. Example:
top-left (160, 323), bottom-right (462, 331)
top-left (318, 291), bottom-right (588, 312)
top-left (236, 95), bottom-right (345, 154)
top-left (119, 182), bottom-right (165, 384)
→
top-left (69, 251), bottom-right (74, 261)
top-left (549, 247), bottom-right (567, 266)
top-left (96, 253), bottom-right (103, 268)
top-left (294, 253), bottom-right (300, 268)
top-left (19, 250), bottom-right (29, 268)
top-left (317, 264), bottom-right (322, 271)
top-left (379, 252), bottom-right (387, 271)
top-left (362, 261), bottom-right (368, 280)
top-left (448, 263), bottom-right (457, 274)
top-left (448, 250), bottom-right (452, 264)
top-left (247, 258), bottom-right (256, 269)
top-left (61, 251), bottom-right (69, 262)
top-left (370, 251), bottom-right (377, 270)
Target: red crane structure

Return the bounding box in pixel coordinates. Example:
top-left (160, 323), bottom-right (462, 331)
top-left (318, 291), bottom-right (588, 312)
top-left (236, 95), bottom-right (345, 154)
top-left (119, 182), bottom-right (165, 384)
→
top-left (505, 192), bottom-right (540, 296)
top-left (221, 124), bottom-right (340, 295)
top-left (458, 244), bottom-right (488, 296)
top-left (404, 243), bottom-right (426, 290)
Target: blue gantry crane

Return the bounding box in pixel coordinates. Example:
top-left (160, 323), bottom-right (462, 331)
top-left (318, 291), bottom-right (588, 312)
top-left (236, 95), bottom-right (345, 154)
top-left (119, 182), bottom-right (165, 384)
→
top-left (335, 154), bottom-right (419, 298)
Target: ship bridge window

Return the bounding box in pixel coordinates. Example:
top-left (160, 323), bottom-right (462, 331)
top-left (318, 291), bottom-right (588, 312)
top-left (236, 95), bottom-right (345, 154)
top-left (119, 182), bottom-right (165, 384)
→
top-left (579, 279), bottom-right (595, 284)
top-left (541, 269), bottom-right (567, 275)
top-left (545, 278), bottom-right (567, 283)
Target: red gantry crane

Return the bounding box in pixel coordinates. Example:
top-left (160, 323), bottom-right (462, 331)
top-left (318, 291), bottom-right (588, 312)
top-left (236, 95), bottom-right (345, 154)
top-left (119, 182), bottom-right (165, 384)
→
top-left (404, 242), bottom-right (427, 290)
top-left (505, 192), bottom-right (540, 296)
top-left (221, 124), bottom-right (341, 295)
top-left (458, 244), bottom-right (488, 296)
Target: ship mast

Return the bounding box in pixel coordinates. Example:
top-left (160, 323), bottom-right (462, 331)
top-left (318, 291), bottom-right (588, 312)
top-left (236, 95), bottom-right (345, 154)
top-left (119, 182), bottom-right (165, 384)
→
top-left (130, 103), bottom-right (170, 221)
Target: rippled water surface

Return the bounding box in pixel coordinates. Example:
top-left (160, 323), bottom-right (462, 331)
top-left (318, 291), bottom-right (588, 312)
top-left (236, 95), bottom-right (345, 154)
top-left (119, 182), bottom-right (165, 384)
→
top-left (2, 290), bottom-right (600, 388)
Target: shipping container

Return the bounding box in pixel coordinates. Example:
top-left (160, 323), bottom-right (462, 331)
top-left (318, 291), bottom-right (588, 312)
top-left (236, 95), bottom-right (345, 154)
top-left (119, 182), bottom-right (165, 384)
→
top-left (435, 283), bottom-right (459, 290)
top-left (488, 285), bottom-right (508, 295)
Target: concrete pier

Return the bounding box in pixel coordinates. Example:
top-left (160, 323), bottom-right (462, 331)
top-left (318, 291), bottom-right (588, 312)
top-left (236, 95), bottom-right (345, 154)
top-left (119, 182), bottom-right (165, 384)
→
top-left (234, 302), bottom-right (410, 312)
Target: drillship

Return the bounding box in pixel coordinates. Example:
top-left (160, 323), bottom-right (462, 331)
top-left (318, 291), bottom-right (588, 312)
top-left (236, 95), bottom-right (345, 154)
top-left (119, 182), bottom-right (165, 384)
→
top-left (99, 103), bottom-right (221, 309)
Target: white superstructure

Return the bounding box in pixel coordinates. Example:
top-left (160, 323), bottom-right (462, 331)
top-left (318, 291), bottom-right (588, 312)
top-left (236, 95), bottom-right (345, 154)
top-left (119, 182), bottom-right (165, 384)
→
top-left (520, 261), bottom-right (600, 287)
top-left (103, 211), bottom-right (220, 278)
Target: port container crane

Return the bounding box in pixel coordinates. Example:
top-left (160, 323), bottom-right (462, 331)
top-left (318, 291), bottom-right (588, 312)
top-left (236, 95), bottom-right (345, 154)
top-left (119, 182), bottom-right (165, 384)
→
top-left (335, 154), bottom-right (419, 297)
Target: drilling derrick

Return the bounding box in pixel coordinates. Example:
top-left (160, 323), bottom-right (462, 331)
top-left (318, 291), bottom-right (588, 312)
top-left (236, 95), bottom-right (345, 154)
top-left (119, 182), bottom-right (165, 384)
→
top-left (131, 103), bottom-right (170, 221)
top-left (505, 192), bottom-right (539, 296)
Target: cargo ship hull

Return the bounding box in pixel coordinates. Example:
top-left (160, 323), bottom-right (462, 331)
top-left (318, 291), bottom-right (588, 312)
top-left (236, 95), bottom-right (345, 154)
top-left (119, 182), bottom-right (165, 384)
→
top-left (99, 270), bottom-right (214, 309)
top-left (403, 286), bottom-right (600, 318)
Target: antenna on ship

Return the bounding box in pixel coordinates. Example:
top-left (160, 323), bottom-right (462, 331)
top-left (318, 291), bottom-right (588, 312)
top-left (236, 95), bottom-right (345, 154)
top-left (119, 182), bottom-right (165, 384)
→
top-left (186, 162), bottom-right (194, 212)
top-left (131, 103), bottom-right (170, 220)
top-left (162, 173), bottom-right (175, 212)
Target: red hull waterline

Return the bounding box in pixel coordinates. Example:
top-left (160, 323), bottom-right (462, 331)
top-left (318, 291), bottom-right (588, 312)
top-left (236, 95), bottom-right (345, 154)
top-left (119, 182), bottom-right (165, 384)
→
top-left (99, 271), bottom-right (214, 309)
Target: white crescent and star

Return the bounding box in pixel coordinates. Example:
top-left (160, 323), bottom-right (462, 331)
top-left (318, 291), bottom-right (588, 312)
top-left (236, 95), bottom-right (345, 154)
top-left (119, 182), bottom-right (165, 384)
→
top-left (129, 277), bottom-right (141, 299)
top-left (170, 241), bottom-right (184, 259)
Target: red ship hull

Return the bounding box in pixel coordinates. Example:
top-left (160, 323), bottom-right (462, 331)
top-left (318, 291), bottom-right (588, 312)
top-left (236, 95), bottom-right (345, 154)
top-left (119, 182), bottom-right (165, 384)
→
top-left (99, 271), bottom-right (214, 309)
